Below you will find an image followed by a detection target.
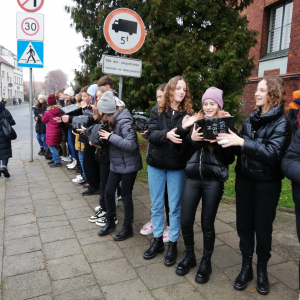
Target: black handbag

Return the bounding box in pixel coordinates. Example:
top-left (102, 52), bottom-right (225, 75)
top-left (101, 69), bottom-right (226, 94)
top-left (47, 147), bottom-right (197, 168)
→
top-left (132, 115), bottom-right (149, 133)
top-left (72, 115), bottom-right (93, 130)
top-left (2, 110), bottom-right (17, 140)
top-left (195, 116), bottom-right (235, 140)
top-left (88, 124), bottom-right (108, 146)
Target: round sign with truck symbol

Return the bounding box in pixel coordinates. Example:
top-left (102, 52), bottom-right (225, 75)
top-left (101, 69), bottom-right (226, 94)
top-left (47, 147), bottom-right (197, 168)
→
top-left (103, 8), bottom-right (146, 54)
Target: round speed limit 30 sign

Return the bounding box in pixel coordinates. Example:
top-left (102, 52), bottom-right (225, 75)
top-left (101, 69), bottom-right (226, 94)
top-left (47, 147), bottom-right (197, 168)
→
top-left (17, 12), bottom-right (44, 41)
top-left (104, 8), bottom-right (145, 54)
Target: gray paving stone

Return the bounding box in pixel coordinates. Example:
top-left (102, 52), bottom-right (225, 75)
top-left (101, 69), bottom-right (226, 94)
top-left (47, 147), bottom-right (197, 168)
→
top-left (60, 199), bottom-right (89, 210)
top-left (76, 229), bottom-right (113, 246)
top-left (216, 211), bottom-right (236, 224)
top-left (40, 225), bottom-right (75, 243)
top-left (214, 219), bottom-right (236, 234)
top-left (133, 206), bottom-right (151, 221)
top-left (152, 282), bottom-right (205, 300)
top-left (35, 205), bottom-right (65, 218)
top-left (82, 241), bottom-right (124, 263)
top-left (65, 207), bottom-right (94, 220)
top-left (43, 239), bottom-right (82, 260)
top-left (5, 203), bottom-right (33, 216)
top-left (47, 254), bottom-right (92, 280)
top-left (0, 205), bottom-right (5, 220)
top-left (116, 230), bottom-right (150, 249)
top-left (92, 257), bottom-right (137, 285)
top-left (2, 270), bottom-right (51, 300)
top-left (30, 185), bottom-right (54, 193)
top-left (54, 186), bottom-right (80, 195)
top-left (6, 179), bottom-right (28, 187)
top-left (4, 223), bottom-right (39, 240)
top-left (52, 181), bottom-right (75, 189)
top-left (3, 250), bottom-right (45, 277)
top-left (31, 191), bottom-right (57, 200)
top-left (5, 212), bottom-right (36, 228)
top-left (30, 295), bottom-right (53, 300)
top-left (4, 236), bottom-right (42, 256)
top-left (102, 279), bottom-right (153, 300)
top-left (136, 262), bottom-right (185, 289)
top-left (135, 194), bottom-right (151, 204)
top-left (5, 196), bottom-right (32, 207)
top-left (268, 261), bottom-right (298, 290)
top-left (33, 198), bottom-right (61, 208)
top-left (55, 285), bottom-right (102, 300)
top-left (253, 250), bottom-right (288, 266)
top-left (69, 217), bottom-right (98, 232)
top-left (217, 231), bottom-right (239, 250)
top-left (52, 274), bottom-right (97, 296)
top-left (6, 190), bottom-right (30, 199)
top-left (132, 185), bottom-right (149, 197)
top-left (123, 245), bottom-right (165, 267)
top-left (37, 215), bottom-right (69, 229)
top-left (49, 177), bottom-right (71, 184)
top-left (212, 245), bottom-right (241, 269)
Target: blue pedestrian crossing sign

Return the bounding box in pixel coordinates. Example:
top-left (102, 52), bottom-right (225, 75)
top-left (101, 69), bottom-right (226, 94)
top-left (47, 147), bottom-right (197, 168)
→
top-left (17, 40), bottom-right (44, 68)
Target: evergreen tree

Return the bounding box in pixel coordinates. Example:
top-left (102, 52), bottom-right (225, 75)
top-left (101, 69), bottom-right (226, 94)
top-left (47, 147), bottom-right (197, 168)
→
top-left (65, 0), bottom-right (257, 117)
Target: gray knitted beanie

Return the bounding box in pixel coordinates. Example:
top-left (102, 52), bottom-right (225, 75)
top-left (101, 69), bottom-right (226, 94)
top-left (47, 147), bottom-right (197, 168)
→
top-left (97, 91), bottom-right (116, 114)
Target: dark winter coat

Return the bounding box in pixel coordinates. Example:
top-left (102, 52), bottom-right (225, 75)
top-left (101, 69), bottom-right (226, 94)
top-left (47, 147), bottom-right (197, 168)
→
top-left (288, 98), bottom-right (300, 135)
top-left (108, 109), bottom-right (142, 174)
top-left (0, 102), bottom-right (16, 160)
top-left (34, 106), bottom-right (47, 134)
top-left (80, 106), bottom-right (96, 145)
top-left (281, 129), bottom-right (300, 184)
top-left (146, 105), bottom-right (189, 170)
top-left (42, 105), bottom-right (62, 146)
top-left (185, 138), bottom-right (235, 182)
top-left (235, 103), bottom-right (291, 181)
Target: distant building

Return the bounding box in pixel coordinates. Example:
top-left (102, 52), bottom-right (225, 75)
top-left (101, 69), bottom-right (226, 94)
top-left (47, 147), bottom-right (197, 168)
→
top-left (0, 45), bottom-right (24, 105)
top-left (23, 81), bottom-right (46, 101)
top-left (241, 0), bottom-right (300, 114)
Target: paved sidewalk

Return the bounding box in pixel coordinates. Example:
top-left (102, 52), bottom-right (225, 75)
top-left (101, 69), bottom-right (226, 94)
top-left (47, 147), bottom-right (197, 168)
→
top-left (0, 139), bottom-right (299, 300)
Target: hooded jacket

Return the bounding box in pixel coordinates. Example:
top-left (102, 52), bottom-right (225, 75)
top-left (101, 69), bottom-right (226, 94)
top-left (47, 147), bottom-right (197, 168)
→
top-left (42, 105), bottom-right (62, 146)
top-left (108, 109), bottom-right (142, 174)
top-left (0, 102), bottom-right (16, 160)
top-left (146, 105), bottom-right (189, 170)
top-left (235, 103), bottom-right (291, 181)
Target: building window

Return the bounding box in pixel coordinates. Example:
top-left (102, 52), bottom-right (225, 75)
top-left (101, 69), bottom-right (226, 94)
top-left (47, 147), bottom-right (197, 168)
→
top-left (267, 1), bottom-right (293, 53)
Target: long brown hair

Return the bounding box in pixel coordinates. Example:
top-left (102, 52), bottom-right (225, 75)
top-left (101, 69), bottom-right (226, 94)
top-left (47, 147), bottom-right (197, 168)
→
top-left (158, 76), bottom-right (193, 114)
top-left (36, 100), bottom-right (47, 110)
top-left (101, 113), bottom-right (116, 132)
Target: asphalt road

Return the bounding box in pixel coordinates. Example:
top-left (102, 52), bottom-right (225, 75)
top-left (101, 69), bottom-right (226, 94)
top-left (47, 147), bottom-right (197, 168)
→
top-left (6, 105), bottom-right (35, 144)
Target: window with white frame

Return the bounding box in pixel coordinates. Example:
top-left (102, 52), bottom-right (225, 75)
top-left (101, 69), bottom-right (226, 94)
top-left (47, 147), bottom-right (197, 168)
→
top-left (267, 1), bottom-right (293, 53)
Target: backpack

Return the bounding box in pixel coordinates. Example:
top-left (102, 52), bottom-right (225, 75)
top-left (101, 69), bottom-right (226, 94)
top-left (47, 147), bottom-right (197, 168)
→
top-left (44, 147), bottom-right (52, 160)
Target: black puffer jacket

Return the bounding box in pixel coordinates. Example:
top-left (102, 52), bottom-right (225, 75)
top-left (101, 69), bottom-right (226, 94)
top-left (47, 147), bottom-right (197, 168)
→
top-left (0, 102), bottom-right (16, 160)
top-left (34, 106), bottom-right (47, 134)
top-left (281, 129), bottom-right (300, 184)
top-left (185, 139), bottom-right (235, 182)
top-left (235, 103), bottom-right (291, 181)
top-left (147, 105), bottom-right (189, 170)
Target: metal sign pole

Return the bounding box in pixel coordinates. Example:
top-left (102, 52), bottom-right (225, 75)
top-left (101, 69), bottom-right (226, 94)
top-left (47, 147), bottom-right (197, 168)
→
top-left (119, 76), bottom-right (123, 100)
top-left (29, 68), bottom-right (33, 162)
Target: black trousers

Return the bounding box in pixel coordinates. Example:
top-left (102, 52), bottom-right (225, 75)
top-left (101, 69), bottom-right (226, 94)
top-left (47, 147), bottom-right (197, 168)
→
top-left (99, 163), bottom-right (110, 211)
top-left (180, 178), bottom-right (224, 252)
top-left (292, 182), bottom-right (300, 289)
top-left (236, 175), bottom-right (281, 262)
top-left (105, 171), bottom-right (137, 224)
top-left (83, 144), bottom-right (100, 189)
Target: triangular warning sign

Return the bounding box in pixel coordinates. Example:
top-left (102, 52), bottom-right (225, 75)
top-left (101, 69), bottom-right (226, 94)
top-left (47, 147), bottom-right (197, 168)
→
top-left (18, 42), bottom-right (42, 65)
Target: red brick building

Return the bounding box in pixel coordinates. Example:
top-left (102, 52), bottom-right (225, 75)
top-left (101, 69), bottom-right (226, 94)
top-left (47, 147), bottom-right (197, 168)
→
top-left (242, 0), bottom-right (300, 114)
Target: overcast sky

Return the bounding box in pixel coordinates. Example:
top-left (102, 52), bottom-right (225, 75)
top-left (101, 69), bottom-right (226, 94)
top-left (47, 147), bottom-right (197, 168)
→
top-left (0, 0), bottom-right (85, 83)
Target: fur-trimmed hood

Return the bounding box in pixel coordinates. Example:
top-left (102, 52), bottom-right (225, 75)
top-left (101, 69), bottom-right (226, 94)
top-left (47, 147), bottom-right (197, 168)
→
top-left (47, 105), bottom-right (61, 111)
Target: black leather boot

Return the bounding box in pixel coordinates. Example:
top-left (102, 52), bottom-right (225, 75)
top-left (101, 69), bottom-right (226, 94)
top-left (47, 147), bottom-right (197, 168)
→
top-left (176, 246), bottom-right (197, 276)
top-left (256, 260), bottom-right (269, 295)
top-left (98, 216), bottom-right (116, 236)
top-left (38, 147), bottom-right (44, 156)
top-left (143, 236), bottom-right (164, 260)
top-left (195, 250), bottom-right (212, 284)
top-left (234, 255), bottom-right (253, 291)
top-left (114, 223), bottom-right (133, 241)
top-left (164, 241), bottom-right (177, 266)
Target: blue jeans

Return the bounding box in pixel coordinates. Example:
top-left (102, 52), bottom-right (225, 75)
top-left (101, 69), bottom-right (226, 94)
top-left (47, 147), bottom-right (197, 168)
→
top-left (2, 159), bottom-right (8, 167)
top-left (48, 146), bottom-right (60, 163)
top-left (36, 133), bottom-right (47, 148)
top-left (78, 150), bottom-right (86, 180)
top-left (148, 165), bottom-right (185, 242)
top-left (67, 129), bottom-right (76, 159)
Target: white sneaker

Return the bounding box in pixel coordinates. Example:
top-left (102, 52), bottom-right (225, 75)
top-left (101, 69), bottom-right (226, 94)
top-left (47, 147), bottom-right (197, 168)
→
top-left (163, 226), bottom-right (170, 243)
top-left (140, 220), bottom-right (153, 235)
top-left (72, 176), bottom-right (83, 183)
top-left (89, 208), bottom-right (107, 222)
top-left (96, 214), bottom-right (118, 227)
top-left (95, 206), bottom-right (101, 212)
top-left (63, 156), bottom-right (73, 162)
top-left (67, 160), bottom-right (77, 169)
top-left (60, 156), bottom-right (68, 160)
